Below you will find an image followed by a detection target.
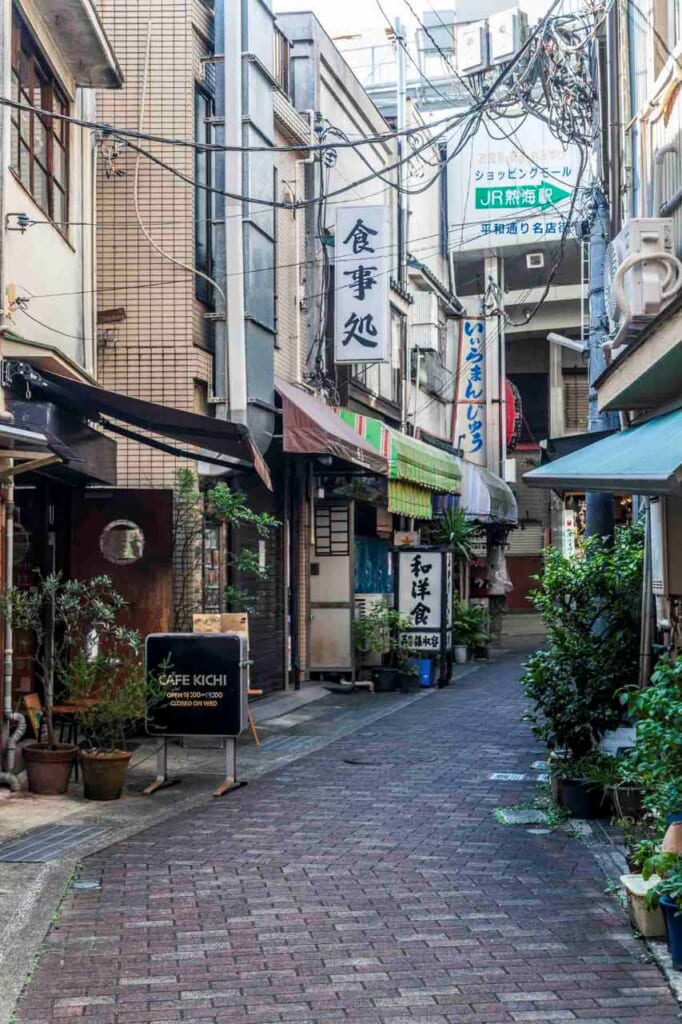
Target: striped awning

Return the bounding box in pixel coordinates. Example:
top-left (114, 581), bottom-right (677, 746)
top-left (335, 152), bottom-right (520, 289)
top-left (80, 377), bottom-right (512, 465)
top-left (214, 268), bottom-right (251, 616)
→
top-left (387, 480), bottom-right (434, 518)
top-left (338, 410), bottom-right (462, 494)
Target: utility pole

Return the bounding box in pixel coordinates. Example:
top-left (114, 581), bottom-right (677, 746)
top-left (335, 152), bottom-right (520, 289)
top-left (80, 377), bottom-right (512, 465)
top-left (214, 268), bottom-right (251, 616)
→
top-left (214, 0), bottom-right (248, 424)
top-left (585, 29), bottom-right (620, 537)
top-left (394, 17), bottom-right (409, 430)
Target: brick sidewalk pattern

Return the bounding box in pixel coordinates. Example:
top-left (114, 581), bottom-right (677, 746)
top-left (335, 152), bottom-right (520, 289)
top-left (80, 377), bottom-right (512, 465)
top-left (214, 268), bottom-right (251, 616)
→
top-left (16, 652), bottom-right (680, 1024)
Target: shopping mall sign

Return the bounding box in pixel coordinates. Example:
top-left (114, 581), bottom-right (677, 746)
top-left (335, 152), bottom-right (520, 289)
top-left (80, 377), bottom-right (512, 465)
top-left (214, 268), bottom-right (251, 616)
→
top-left (448, 114), bottom-right (582, 252)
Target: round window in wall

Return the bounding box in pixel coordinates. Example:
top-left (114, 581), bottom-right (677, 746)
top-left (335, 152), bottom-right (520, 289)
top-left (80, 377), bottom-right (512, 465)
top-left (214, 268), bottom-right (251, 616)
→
top-left (99, 520), bottom-right (145, 566)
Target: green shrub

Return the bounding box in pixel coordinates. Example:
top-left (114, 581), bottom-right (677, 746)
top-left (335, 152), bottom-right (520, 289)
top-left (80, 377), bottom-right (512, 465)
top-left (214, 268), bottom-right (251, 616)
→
top-left (522, 520), bottom-right (644, 759)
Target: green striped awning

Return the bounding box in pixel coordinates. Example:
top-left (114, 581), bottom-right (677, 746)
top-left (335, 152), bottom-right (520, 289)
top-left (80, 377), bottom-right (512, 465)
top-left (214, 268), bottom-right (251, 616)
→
top-left (387, 480), bottom-right (434, 518)
top-left (338, 409), bottom-right (461, 494)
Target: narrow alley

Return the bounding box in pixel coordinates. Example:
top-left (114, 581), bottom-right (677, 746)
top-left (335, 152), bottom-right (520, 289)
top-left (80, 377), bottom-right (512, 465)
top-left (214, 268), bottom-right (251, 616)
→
top-left (14, 651), bottom-right (680, 1024)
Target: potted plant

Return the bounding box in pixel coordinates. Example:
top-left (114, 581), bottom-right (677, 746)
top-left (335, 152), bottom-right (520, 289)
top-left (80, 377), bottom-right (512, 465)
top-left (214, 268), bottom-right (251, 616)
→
top-left (521, 521), bottom-right (644, 816)
top-left (550, 751), bottom-right (617, 819)
top-left (393, 632), bottom-right (420, 694)
top-left (0, 573), bottom-right (86, 794)
top-left (452, 600), bottom-right (490, 663)
top-left (641, 851), bottom-right (682, 965)
top-left (352, 603), bottom-right (395, 691)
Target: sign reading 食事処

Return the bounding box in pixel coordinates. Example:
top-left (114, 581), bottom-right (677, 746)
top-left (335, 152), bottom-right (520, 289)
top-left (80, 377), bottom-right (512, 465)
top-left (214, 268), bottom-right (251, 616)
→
top-left (454, 318), bottom-right (486, 465)
top-left (335, 205), bottom-right (390, 364)
top-left (395, 547), bottom-right (453, 656)
top-left (145, 633), bottom-right (248, 738)
top-left (448, 114), bottom-right (582, 251)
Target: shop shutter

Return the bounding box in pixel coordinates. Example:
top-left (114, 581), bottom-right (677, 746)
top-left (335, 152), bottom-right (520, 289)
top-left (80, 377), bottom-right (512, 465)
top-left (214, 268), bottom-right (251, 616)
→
top-left (564, 370), bottom-right (589, 432)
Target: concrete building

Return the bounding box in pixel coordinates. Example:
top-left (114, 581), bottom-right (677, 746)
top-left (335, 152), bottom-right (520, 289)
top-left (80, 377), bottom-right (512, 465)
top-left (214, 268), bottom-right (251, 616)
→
top-left (525, 0), bottom-right (682, 656)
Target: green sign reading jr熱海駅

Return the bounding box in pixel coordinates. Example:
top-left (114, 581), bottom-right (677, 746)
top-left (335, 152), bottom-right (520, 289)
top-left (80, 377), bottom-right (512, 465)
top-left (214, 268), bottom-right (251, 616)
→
top-left (474, 181), bottom-right (572, 211)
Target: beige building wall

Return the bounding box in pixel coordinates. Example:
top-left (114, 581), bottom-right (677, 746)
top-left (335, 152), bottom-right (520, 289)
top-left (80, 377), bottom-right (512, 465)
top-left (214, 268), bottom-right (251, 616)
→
top-left (274, 126), bottom-right (307, 385)
top-left (96, 0), bottom-right (214, 489)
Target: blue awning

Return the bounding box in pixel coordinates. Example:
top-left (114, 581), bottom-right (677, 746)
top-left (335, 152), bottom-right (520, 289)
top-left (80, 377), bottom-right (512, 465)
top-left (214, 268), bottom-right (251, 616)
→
top-left (524, 408), bottom-right (682, 496)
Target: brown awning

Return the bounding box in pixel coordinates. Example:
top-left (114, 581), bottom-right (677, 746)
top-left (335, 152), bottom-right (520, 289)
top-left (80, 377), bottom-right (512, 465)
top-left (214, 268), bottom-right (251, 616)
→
top-left (21, 367), bottom-right (272, 489)
top-left (275, 378), bottom-right (388, 476)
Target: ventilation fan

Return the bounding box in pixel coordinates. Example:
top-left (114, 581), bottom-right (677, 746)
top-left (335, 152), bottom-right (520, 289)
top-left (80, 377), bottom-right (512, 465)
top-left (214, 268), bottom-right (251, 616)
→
top-left (604, 218), bottom-right (682, 353)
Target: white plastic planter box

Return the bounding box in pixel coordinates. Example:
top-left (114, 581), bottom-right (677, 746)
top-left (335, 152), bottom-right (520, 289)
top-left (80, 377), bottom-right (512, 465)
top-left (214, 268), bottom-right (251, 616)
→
top-left (621, 873), bottom-right (666, 938)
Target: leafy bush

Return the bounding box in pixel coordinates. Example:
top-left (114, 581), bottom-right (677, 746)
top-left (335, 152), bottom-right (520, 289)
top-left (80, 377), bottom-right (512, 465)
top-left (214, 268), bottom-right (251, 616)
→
top-left (622, 655), bottom-right (682, 819)
top-left (452, 600), bottom-right (490, 648)
top-left (522, 520), bottom-right (644, 759)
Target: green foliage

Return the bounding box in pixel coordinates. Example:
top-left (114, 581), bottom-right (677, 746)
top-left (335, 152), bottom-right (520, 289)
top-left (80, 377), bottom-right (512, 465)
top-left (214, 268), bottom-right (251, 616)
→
top-left (548, 750), bottom-right (620, 784)
top-left (433, 508), bottom-right (481, 563)
top-left (452, 600), bottom-right (490, 648)
top-left (640, 852), bottom-right (682, 910)
top-left (621, 655), bottom-right (682, 819)
top-left (521, 520), bottom-right (644, 760)
top-left (172, 470), bottom-right (281, 623)
top-left (352, 604), bottom-right (419, 669)
top-left (0, 573), bottom-right (131, 747)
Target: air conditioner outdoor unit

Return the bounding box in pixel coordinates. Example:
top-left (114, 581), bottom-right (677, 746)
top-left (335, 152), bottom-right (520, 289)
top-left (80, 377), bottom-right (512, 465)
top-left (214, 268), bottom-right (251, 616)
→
top-left (604, 218), bottom-right (682, 352)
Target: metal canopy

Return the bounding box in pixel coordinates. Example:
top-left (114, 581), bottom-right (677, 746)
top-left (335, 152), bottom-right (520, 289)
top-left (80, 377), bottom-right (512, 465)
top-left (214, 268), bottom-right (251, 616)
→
top-left (15, 366), bottom-right (272, 490)
top-left (525, 409), bottom-right (682, 496)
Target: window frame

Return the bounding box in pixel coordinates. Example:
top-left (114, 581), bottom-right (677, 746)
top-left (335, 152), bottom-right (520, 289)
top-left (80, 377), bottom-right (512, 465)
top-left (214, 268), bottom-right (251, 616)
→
top-left (194, 83), bottom-right (215, 307)
top-left (10, 7), bottom-right (69, 234)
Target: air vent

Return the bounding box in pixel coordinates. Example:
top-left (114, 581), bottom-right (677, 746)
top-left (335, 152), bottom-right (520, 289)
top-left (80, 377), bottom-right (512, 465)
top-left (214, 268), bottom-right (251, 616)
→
top-left (526, 252), bottom-right (544, 270)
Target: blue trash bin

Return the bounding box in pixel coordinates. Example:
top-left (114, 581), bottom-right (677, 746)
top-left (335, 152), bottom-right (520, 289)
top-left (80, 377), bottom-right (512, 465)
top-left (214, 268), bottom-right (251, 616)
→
top-left (416, 658), bottom-right (433, 688)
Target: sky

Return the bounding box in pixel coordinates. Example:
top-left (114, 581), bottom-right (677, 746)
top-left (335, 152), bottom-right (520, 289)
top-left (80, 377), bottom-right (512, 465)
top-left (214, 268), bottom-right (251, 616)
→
top-left (273, 0), bottom-right (554, 40)
top-left (273, 0), bottom-right (413, 39)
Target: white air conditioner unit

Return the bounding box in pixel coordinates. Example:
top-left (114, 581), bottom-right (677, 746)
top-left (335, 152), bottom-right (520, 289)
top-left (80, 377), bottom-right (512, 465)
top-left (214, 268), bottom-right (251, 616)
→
top-left (604, 218), bottom-right (682, 351)
top-left (455, 21), bottom-right (488, 74)
top-left (488, 8), bottom-right (528, 63)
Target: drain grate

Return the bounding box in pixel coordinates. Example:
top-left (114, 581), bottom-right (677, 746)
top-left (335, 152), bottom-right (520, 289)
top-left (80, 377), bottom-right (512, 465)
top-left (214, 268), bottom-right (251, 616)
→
top-left (0, 823), bottom-right (110, 862)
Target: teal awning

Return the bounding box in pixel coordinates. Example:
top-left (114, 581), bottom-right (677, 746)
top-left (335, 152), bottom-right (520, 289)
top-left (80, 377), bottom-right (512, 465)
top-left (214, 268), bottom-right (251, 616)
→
top-left (525, 408), bottom-right (682, 496)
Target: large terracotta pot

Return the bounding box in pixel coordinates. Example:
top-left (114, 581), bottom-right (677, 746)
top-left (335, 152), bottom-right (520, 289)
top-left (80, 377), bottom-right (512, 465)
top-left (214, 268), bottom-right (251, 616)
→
top-left (80, 750), bottom-right (131, 801)
top-left (23, 742), bottom-right (77, 795)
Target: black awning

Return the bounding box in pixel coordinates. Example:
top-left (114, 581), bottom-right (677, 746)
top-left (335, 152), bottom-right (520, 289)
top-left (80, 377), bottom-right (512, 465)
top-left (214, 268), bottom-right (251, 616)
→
top-left (540, 429), bottom-right (618, 465)
top-left (10, 398), bottom-right (116, 484)
top-left (14, 366), bottom-right (272, 489)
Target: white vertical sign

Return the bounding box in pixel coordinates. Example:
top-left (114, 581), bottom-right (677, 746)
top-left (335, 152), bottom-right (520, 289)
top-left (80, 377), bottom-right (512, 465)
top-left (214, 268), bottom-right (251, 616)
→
top-left (454, 318), bottom-right (486, 466)
top-left (397, 550), bottom-right (442, 630)
top-left (335, 205), bottom-right (390, 364)
top-left (562, 509), bottom-right (576, 558)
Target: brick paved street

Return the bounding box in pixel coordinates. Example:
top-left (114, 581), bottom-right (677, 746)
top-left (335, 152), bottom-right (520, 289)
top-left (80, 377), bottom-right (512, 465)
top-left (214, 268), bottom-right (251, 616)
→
top-left (15, 650), bottom-right (681, 1024)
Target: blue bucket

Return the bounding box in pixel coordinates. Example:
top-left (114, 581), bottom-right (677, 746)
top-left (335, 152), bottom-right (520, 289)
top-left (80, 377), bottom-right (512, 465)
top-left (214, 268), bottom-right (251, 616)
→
top-left (415, 658), bottom-right (433, 688)
top-left (661, 897), bottom-right (682, 968)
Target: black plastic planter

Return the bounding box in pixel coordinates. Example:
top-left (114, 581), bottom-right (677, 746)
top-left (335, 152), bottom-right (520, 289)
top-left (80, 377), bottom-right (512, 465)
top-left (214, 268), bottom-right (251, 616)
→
top-left (558, 777), bottom-right (613, 819)
top-left (373, 667), bottom-right (398, 693)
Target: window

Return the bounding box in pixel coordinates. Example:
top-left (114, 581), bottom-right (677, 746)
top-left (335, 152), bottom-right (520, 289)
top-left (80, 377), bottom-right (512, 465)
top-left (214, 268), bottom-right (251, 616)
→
top-left (563, 368), bottom-right (589, 433)
top-left (194, 85), bottom-right (214, 305)
top-left (10, 9), bottom-right (68, 227)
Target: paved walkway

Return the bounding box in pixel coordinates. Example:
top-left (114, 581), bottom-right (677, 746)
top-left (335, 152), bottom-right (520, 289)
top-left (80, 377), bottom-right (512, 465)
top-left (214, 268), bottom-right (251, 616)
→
top-left (15, 651), bottom-right (680, 1024)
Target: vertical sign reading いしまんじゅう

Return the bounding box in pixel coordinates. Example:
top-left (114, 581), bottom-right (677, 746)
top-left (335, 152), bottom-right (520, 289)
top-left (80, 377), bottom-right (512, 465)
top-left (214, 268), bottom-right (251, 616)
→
top-left (396, 548), bottom-right (454, 655)
top-left (454, 318), bottom-right (486, 465)
top-left (334, 206), bottom-right (390, 364)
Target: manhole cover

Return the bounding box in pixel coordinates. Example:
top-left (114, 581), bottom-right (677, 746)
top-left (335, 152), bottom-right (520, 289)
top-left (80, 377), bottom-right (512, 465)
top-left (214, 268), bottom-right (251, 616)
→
top-left (0, 823), bottom-right (110, 862)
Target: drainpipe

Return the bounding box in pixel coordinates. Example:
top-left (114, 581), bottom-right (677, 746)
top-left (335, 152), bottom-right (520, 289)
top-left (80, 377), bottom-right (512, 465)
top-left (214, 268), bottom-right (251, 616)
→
top-left (653, 144), bottom-right (678, 215)
top-left (3, 477), bottom-right (13, 725)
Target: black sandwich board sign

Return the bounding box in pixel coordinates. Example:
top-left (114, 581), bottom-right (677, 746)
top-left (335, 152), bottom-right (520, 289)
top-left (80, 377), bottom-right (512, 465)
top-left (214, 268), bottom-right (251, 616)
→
top-left (145, 633), bottom-right (248, 739)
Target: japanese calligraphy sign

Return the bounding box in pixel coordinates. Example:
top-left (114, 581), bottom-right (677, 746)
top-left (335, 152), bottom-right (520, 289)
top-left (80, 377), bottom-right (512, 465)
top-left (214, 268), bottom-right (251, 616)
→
top-left (395, 547), bottom-right (454, 660)
top-left (335, 205), bottom-right (390, 364)
top-left (454, 318), bottom-right (486, 465)
top-left (447, 115), bottom-right (582, 252)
